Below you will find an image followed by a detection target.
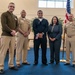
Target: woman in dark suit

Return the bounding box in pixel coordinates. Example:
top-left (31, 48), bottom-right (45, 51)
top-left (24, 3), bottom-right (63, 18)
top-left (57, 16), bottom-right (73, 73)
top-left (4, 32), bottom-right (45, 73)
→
top-left (48, 16), bottom-right (62, 64)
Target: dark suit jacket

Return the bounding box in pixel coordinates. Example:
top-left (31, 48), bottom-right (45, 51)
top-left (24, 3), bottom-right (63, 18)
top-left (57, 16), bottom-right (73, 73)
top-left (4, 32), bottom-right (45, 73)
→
top-left (48, 24), bottom-right (62, 40)
top-left (33, 18), bottom-right (48, 37)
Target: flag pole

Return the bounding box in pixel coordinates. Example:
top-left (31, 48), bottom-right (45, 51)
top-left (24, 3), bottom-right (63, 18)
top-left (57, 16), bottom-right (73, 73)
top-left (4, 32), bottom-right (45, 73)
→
top-left (60, 0), bottom-right (71, 62)
top-left (60, 27), bottom-right (66, 62)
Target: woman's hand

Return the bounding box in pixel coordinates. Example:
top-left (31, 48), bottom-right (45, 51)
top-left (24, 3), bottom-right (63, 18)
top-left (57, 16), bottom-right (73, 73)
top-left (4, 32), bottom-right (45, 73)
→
top-left (52, 38), bottom-right (56, 41)
top-left (49, 38), bottom-right (53, 41)
top-left (49, 38), bottom-right (56, 41)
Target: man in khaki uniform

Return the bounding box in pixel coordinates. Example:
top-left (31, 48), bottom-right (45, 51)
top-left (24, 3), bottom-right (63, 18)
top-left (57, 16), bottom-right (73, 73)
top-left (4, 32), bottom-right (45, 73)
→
top-left (0, 2), bottom-right (18, 74)
top-left (64, 14), bottom-right (75, 67)
top-left (16, 10), bottom-right (31, 67)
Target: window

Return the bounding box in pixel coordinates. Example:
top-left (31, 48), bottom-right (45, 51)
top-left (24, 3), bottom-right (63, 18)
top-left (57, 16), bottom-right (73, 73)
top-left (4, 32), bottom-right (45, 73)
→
top-left (38, 0), bottom-right (73, 8)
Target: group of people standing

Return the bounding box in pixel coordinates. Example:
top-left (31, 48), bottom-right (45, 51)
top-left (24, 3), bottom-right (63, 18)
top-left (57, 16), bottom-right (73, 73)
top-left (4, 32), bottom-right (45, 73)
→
top-left (0, 2), bottom-right (31, 74)
top-left (0, 2), bottom-right (75, 74)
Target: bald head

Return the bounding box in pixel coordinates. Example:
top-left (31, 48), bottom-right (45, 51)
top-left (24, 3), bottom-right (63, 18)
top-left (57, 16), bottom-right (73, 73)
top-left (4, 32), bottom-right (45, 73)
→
top-left (21, 10), bottom-right (26, 18)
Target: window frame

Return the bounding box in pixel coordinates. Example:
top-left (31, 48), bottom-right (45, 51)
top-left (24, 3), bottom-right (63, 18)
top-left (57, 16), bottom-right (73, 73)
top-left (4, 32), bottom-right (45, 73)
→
top-left (38, 0), bottom-right (73, 8)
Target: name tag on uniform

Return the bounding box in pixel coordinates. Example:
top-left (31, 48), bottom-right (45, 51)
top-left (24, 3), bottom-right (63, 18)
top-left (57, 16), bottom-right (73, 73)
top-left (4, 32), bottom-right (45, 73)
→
top-left (15, 17), bottom-right (17, 20)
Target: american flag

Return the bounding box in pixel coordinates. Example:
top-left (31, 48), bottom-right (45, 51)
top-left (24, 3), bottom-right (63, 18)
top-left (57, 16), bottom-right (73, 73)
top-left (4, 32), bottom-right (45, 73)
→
top-left (64, 0), bottom-right (71, 23)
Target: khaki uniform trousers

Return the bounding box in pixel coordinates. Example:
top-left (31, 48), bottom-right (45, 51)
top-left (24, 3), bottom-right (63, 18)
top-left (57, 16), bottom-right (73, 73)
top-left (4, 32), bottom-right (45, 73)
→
top-left (16, 33), bottom-right (28, 65)
top-left (0, 36), bottom-right (15, 69)
top-left (66, 36), bottom-right (75, 64)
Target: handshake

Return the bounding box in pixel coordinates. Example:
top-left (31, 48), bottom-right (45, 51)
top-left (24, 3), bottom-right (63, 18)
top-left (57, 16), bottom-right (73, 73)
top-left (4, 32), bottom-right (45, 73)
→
top-left (36, 33), bottom-right (44, 39)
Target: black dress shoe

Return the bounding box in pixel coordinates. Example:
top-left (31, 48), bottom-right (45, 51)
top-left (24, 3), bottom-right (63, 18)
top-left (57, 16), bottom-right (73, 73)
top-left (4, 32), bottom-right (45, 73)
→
top-left (33, 62), bottom-right (38, 65)
top-left (42, 63), bottom-right (48, 65)
top-left (64, 63), bottom-right (70, 65)
top-left (22, 62), bottom-right (30, 65)
top-left (17, 64), bottom-right (22, 68)
top-left (49, 62), bottom-right (54, 64)
top-left (56, 62), bottom-right (59, 65)
top-left (72, 64), bottom-right (75, 67)
top-left (0, 69), bottom-right (4, 74)
top-left (9, 66), bottom-right (18, 70)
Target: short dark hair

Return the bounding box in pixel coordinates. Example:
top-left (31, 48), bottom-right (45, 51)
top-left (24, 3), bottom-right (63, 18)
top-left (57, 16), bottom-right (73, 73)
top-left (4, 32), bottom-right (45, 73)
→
top-left (51, 16), bottom-right (59, 25)
top-left (37, 10), bottom-right (43, 13)
top-left (21, 10), bottom-right (26, 14)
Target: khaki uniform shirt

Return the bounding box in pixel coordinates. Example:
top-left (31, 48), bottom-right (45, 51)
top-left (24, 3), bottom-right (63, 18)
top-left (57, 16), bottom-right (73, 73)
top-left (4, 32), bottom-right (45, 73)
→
top-left (64, 21), bottom-right (75, 37)
top-left (18, 17), bottom-right (30, 32)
